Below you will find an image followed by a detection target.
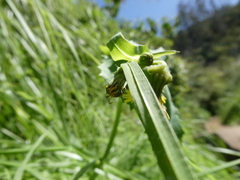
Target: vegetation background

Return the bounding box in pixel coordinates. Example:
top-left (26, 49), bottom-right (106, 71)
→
top-left (0, 0), bottom-right (240, 179)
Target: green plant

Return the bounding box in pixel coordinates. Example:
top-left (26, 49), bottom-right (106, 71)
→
top-left (100, 33), bottom-right (196, 180)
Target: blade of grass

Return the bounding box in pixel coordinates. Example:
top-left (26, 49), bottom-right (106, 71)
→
top-left (71, 160), bottom-right (97, 180)
top-left (32, 120), bottom-right (60, 145)
top-left (0, 146), bottom-right (65, 154)
top-left (103, 163), bottom-right (148, 180)
top-left (0, 160), bottom-right (20, 167)
top-left (1, 128), bottom-right (25, 142)
top-left (25, 168), bottom-right (48, 180)
top-left (207, 146), bottom-right (240, 157)
top-left (6, 0), bottom-right (36, 44)
top-left (122, 62), bottom-right (197, 180)
top-left (197, 158), bottom-right (240, 178)
top-left (2, 168), bottom-right (12, 180)
top-left (6, 0), bottom-right (51, 58)
top-left (55, 151), bottom-right (83, 161)
top-left (13, 134), bottom-right (46, 180)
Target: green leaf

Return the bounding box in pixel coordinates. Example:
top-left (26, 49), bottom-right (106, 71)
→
top-left (122, 62), bottom-right (197, 180)
top-left (99, 45), bottom-right (110, 55)
top-left (163, 86), bottom-right (184, 139)
top-left (107, 32), bottom-right (149, 61)
top-left (98, 56), bottom-right (127, 82)
top-left (98, 57), bottom-right (116, 82)
top-left (150, 47), bottom-right (179, 59)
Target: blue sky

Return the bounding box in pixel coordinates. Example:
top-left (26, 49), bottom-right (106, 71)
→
top-left (91, 0), bottom-right (239, 22)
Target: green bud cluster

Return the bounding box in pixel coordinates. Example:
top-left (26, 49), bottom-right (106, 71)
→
top-left (144, 61), bottom-right (172, 100)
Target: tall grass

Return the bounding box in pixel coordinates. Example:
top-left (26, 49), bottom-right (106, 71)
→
top-left (0, 0), bottom-right (159, 179)
top-left (0, 0), bottom-right (239, 179)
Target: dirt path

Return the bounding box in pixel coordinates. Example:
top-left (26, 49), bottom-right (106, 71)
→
top-left (205, 116), bottom-right (240, 150)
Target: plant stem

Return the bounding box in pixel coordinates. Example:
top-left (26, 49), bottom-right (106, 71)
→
top-left (90, 99), bottom-right (122, 179)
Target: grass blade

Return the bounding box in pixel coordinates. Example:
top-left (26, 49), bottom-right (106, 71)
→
top-left (0, 146), bottom-right (65, 154)
top-left (13, 134), bottom-right (46, 180)
top-left (71, 160), bottom-right (97, 180)
top-left (197, 159), bottom-right (240, 178)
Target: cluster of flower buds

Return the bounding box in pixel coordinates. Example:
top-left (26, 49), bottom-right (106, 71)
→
top-left (144, 61), bottom-right (172, 103)
top-left (106, 52), bottom-right (172, 112)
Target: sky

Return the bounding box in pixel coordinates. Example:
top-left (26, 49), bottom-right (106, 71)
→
top-left (90, 0), bottom-right (239, 22)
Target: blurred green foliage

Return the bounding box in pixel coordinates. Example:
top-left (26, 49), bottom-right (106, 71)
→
top-left (174, 1), bottom-right (240, 124)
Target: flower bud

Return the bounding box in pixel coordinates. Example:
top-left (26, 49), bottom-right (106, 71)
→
top-left (144, 61), bottom-right (172, 118)
top-left (137, 52), bottom-right (154, 67)
top-left (106, 67), bottom-right (126, 98)
top-left (144, 61), bottom-right (172, 100)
